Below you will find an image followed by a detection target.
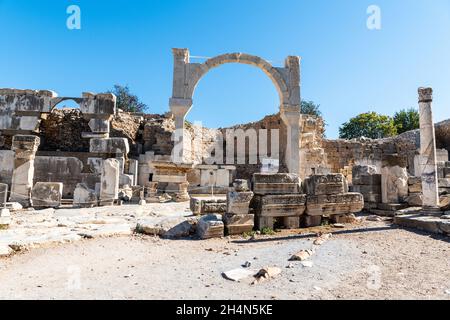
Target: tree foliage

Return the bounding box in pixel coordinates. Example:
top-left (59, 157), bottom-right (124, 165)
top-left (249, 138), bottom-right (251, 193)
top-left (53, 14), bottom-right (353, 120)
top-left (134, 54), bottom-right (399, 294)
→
top-left (393, 108), bottom-right (420, 134)
top-left (339, 112), bottom-right (398, 139)
top-left (109, 84), bottom-right (148, 113)
top-left (301, 100), bottom-right (322, 117)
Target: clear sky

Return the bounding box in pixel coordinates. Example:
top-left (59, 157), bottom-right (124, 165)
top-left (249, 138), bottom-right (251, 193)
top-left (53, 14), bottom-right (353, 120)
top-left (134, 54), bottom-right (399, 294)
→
top-left (0, 0), bottom-right (449, 138)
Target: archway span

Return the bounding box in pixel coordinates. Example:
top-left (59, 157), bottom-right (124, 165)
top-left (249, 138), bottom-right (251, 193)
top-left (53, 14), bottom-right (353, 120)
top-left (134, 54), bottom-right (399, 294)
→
top-left (188, 53), bottom-right (289, 107)
top-left (187, 63), bottom-right (280, 128)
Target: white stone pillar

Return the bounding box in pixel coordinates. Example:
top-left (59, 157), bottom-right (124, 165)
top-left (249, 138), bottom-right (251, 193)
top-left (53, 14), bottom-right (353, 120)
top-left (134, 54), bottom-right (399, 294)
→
top-left (169, 98), bottom-right (193, 164)
top-left (10, 135), bottom-right (40, 207)
top-left (100, 158), bottom-right (120, 206)
top-left (280, 105), bottom-right (301, 176)
top-left (418, 87), bottom-right (440, 213)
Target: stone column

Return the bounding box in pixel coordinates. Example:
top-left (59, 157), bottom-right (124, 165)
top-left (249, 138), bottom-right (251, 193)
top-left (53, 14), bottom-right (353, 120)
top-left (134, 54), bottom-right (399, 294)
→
top-left (280, 105), bottom-right (301, 176)
top-left (10, 135), bottom-right (40, 207)
top-left (418, 87), bottom-right (440, 213)
top-left (169, 98), bottom-right (193, 164)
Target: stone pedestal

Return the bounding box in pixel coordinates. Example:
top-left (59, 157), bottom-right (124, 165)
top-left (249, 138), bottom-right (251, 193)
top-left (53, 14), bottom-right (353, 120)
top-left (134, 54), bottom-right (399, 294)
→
top-left (418, 88), bottom-right (440, 212)
top-left (10, 135), bottom-right (40, 207)
top-left (149, 161), bottom-right (193, 202)
top-left (100, 159), bottom-right (120, 206)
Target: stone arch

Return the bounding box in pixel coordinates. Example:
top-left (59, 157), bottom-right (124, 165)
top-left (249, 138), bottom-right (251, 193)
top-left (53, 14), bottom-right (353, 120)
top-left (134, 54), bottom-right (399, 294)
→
top-left (169, 48), bottom-right (302, 175)
top-left (187, 53), bottom-right (290, 107)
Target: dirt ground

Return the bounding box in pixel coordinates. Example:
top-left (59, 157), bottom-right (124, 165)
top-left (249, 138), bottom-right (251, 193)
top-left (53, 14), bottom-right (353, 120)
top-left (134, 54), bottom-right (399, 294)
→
top-left (0, 219), bottom-right (449, 300)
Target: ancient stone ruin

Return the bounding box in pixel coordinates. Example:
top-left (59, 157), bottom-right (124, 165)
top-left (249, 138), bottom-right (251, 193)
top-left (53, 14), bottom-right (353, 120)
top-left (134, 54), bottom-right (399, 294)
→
top-left (0, 49), bottom-right (449, 239)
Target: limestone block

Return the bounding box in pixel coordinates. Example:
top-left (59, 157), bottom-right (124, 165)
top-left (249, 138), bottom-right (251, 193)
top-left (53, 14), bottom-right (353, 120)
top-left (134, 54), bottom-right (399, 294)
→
top-left (128, 159), bottom-right (139, 186)
top-left (197, 214), bottom-right (224, 239)
top-left (352, 165), bottom-right (378, 179)
top-left (100, 159), bottom-right (120, 206)
top-left (88, 119), bottom-right (110, 134)
top-left (89, 138), bottom-right (130, 154)
top-left (251, 194), bottom-right (306, 217)
top-left (227, 191), bottom-right (253, 215)
top-left (190, 197), bottom-right (227, 215)
top-left (223, 213), bottom-right (254, 235)
top-left (406, 193), bottom-right (423, 207)
top-left (252, 173), bottom-right (301, 195)
top-left (233, 179), bottom-right (249, 192)
top-left (200, 169), bottom-right (216, 187)
top-left (0, 183), bottom-right (7, 207)
top-left (73, 183), bottom-right (98, 208)
top-left (304, 174), bottom-right (345, 196)
top-left (136, 216), bottom-right (194, 238)
top-left (11, 135), bottom-right (40, 157)
top-left (31, 182), bottom-right (63, 208)
top-left (306, 193), bottom-right (364, 217)
top-left (381, 166), bottom-right (408, 204)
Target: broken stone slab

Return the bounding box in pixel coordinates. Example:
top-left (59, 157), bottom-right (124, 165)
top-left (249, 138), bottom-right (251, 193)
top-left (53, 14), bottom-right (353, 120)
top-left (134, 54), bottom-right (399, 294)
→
top-left (190, 196), bottom-right (227, 215)
top-left (31, 182), bottom-right (63, 208)
top-left (304, 174), bottom-right (346, 196)
top-left (73, 183), bottom-right (97, 208)
top-left (233, 179), bottom-right (249, 192)
top-left (197, 214), bottom-right (224, 239)
top-left (118, 185), bottom-right (133, 202)
top-left (330, 213), bottom-right (358, 224)
top-left (306, 193), bottom-right (364, 216)
top-left (252, 173), bottom-right (301, 195)
top-left (222, 268), bottom-right (257, 282)
top-left (227, 191), bottom-right (253, 215)
top-left (251, 194), bottom-right (306, 217)
top-left (136, 216), bottom-right (195, 238)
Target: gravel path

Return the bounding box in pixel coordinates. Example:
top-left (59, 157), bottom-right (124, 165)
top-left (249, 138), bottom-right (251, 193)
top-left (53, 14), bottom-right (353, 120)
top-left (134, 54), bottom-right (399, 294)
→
top-left (0, 220), bottom-right (449, 300)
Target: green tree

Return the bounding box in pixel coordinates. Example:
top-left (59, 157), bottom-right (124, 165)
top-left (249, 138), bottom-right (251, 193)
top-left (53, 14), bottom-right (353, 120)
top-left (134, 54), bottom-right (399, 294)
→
top-left (393, 108), bottom-right (420, 134)
top-left (109, 84), bottom-right (148, 113)
top-left (301, 100), bottom-right (322, 117)
top-left (339, 112), bottom-right (397, 139)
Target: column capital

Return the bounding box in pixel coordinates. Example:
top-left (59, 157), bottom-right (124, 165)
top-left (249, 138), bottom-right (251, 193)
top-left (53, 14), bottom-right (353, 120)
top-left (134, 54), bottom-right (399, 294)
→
top-left (418, 87), bottom-right (433, 103)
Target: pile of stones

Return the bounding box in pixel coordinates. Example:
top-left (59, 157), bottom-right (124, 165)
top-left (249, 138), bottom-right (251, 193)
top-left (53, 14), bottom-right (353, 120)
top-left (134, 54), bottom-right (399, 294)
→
top-left (224, 179), bottom-right (254, 235)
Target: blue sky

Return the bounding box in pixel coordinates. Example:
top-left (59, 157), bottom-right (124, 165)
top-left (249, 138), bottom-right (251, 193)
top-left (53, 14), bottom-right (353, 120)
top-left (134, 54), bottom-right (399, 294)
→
top-left (0, 0), bottom-right (449, 138)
